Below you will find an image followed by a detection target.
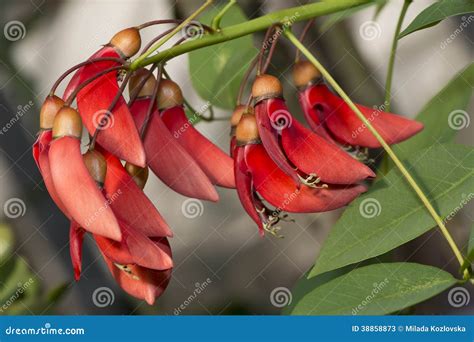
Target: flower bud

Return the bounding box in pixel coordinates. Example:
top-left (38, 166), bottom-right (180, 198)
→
top-left (83, 150), bottom-right (107, 186)
top-left (109, 27), bottom-right (141, 58)
top-left (52, 107), bottom-right (83, 139)
top-left (40, 95), bottom-right (65, 130)
top-left (236, 113), bottom-right (260, 145)
top-left (125, 162), bottom-right (149, 190)
top-left (251, 74), bottom-right (283, 100)
top-left (292, 61), bottom-right (322, 88)
top-left (129, 68), bottom-right (157, 98)
top-left (156, 79), bottom-right (184, 109)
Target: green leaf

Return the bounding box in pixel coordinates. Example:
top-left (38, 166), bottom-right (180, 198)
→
top-left (188, 4), bottom-right (258, 109)
top-left (392, 62), bottom-right (474, 161)
top-left (460, 223), bottom-right (474, 273)
top-left (309, 143), bottom-right (474, 278)
top-left (399, 0), bottom-right (474, 39)
top-left (290, 263), bottom-right (457, 315)
top-left (0, 224), bottom-right (14, 264)
top-left (0, 257), bottom-right (36, 307)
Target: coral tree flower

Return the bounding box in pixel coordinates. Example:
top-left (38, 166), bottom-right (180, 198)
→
top-left (63, 28), bottom-right (146, 167)
top-left (128, 69), bottom-right (218, 201)
top-left (293, 61), bottom-right (424, 148)
top-left (252, 74), bottom-right (375, 187)
top-left (233, 112), bottom-right (367, 236)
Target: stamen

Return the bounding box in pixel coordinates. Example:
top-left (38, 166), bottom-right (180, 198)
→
top-left (298, 173), bottom-right (328, 189)
top-left (114, 263), bottom-right (140, 280)
top-left (343, 145), bottom-right (375, 164)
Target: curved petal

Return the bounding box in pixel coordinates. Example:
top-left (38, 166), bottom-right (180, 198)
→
top-left (234, 146), bottom-right (264, 235)
top-left (49, 136), bottom-right (121, 241)
top-left (101, 150), bottom-right (172, 237)
top-left (254, 101), bottom-right (300, 186)
top-left (306, 84), bottom-right (423, 148)
top-left (245, 144), bottom-right (366, 213)
top-left (161, 106), bottom-right (235, 189)
top-left (69, 222), bottom-right (85, 281)
top-left (131, 99), bottom-right (218, 202)
top-left (281, 118), bottom-right (375, 184)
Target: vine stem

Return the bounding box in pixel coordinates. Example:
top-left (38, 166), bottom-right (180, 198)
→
top-left (211, 0), bottom-right (236, 31)
top-left (131, 0), bottom-right (214, 70)
top-left (284, 29), bottom-right (472, 282)
top-left (134, 0), bottom-right (371, 68)
top-left (384, 0), bottom-right (412, 112)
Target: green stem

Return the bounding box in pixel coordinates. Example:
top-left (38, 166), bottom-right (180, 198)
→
top-left (211, 0), bottom-right (236, 31)
top-left (284, 29), bottom-right (472, 283)
top-left (133, 0), bottom-right (371, 68)
top-left (131, 0), bottom-right (214, 70)
top-left (384, 0), bottom-right (412, 112)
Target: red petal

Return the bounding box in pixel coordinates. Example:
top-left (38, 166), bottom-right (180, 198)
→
top-left (254, 101), bottom-right (300, 186)
top-left (245, 144), bottom-right (366, 212)
top-left (49, 137), bottom-right (121, 241)
top-left (102, 252), bottom-right (172, 305)
top-left (161, 106), bottom-right (235, 189)
top-left (305, 84), bottom-right (423, 147)
top-left (69, 221), bottom-right (85, 281)
top-left (234, 146), bottom-right (264, 235)
top-left (280, 118), bottom-right (375, 184)
top-left (101, 150), bottom-right (173, 237)
top-left (131, 99), bottom-right (218, 202)
top-left (95, 222), bottom-right (173, 271)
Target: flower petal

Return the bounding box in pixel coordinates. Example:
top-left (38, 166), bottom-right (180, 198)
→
top-left (161, 106), bottom-right (235, 188)
top-left (69, 221), bottom-right (85, 281)
top-left (101, 149), bottom-right (172, 237)
top-left (131, 99), bottom-right (218, 202)
top-left (49, 136), bottom-right (121, 241)
top-left (245, 144), bottom-right (366, 212)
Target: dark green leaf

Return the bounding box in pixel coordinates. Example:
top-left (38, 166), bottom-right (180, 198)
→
top-left (291, 263), bottom-right (457, 315)
top-left (188, 4), bottom-right (258, 109)
top-left (399, 0), bottom-right (474, 39)
top-left (392, 62), bottom-right (474, 161)
top-left (0, 257), bottom-right (36, 307)
top-left (460, 224), bottom-right (474, 273)
top-left (310, 144), bottom-right (474, 278)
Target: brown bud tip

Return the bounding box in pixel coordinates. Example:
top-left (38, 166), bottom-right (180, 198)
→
top-left (156, 79), bottom-right (184, 109)
top-left (236, 113), bottom-right (260, 144)
top-left (52, 106), bottom-right (83, 139)
top-left (109, 27), bottom-right (141, 58)
top-left (230, 105), bottom-right (254, 127)
top-left (129, 68), bottom-right (157, 98)
top-left (125, 162), bottom-right (149, 190)
top-left (83, 150), bottom-right (107, 185)
top-left (251, 74), bottom-right (283, 99)
top-left (292, 61), bottom-right (321, 88)
top-left (40, 95), bottom-right (65, 130)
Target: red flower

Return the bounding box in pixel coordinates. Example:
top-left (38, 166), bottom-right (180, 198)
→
top-left (252, 74), bottom-right (375, 187)
top-left (129, 70), bottom-right (218, 201)
top-left (293, 61), bottom-right (424, 148)
top-left (233, 113), bottom-right (366, 236)
top-left (63, 28), bottom-right (146, 166)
